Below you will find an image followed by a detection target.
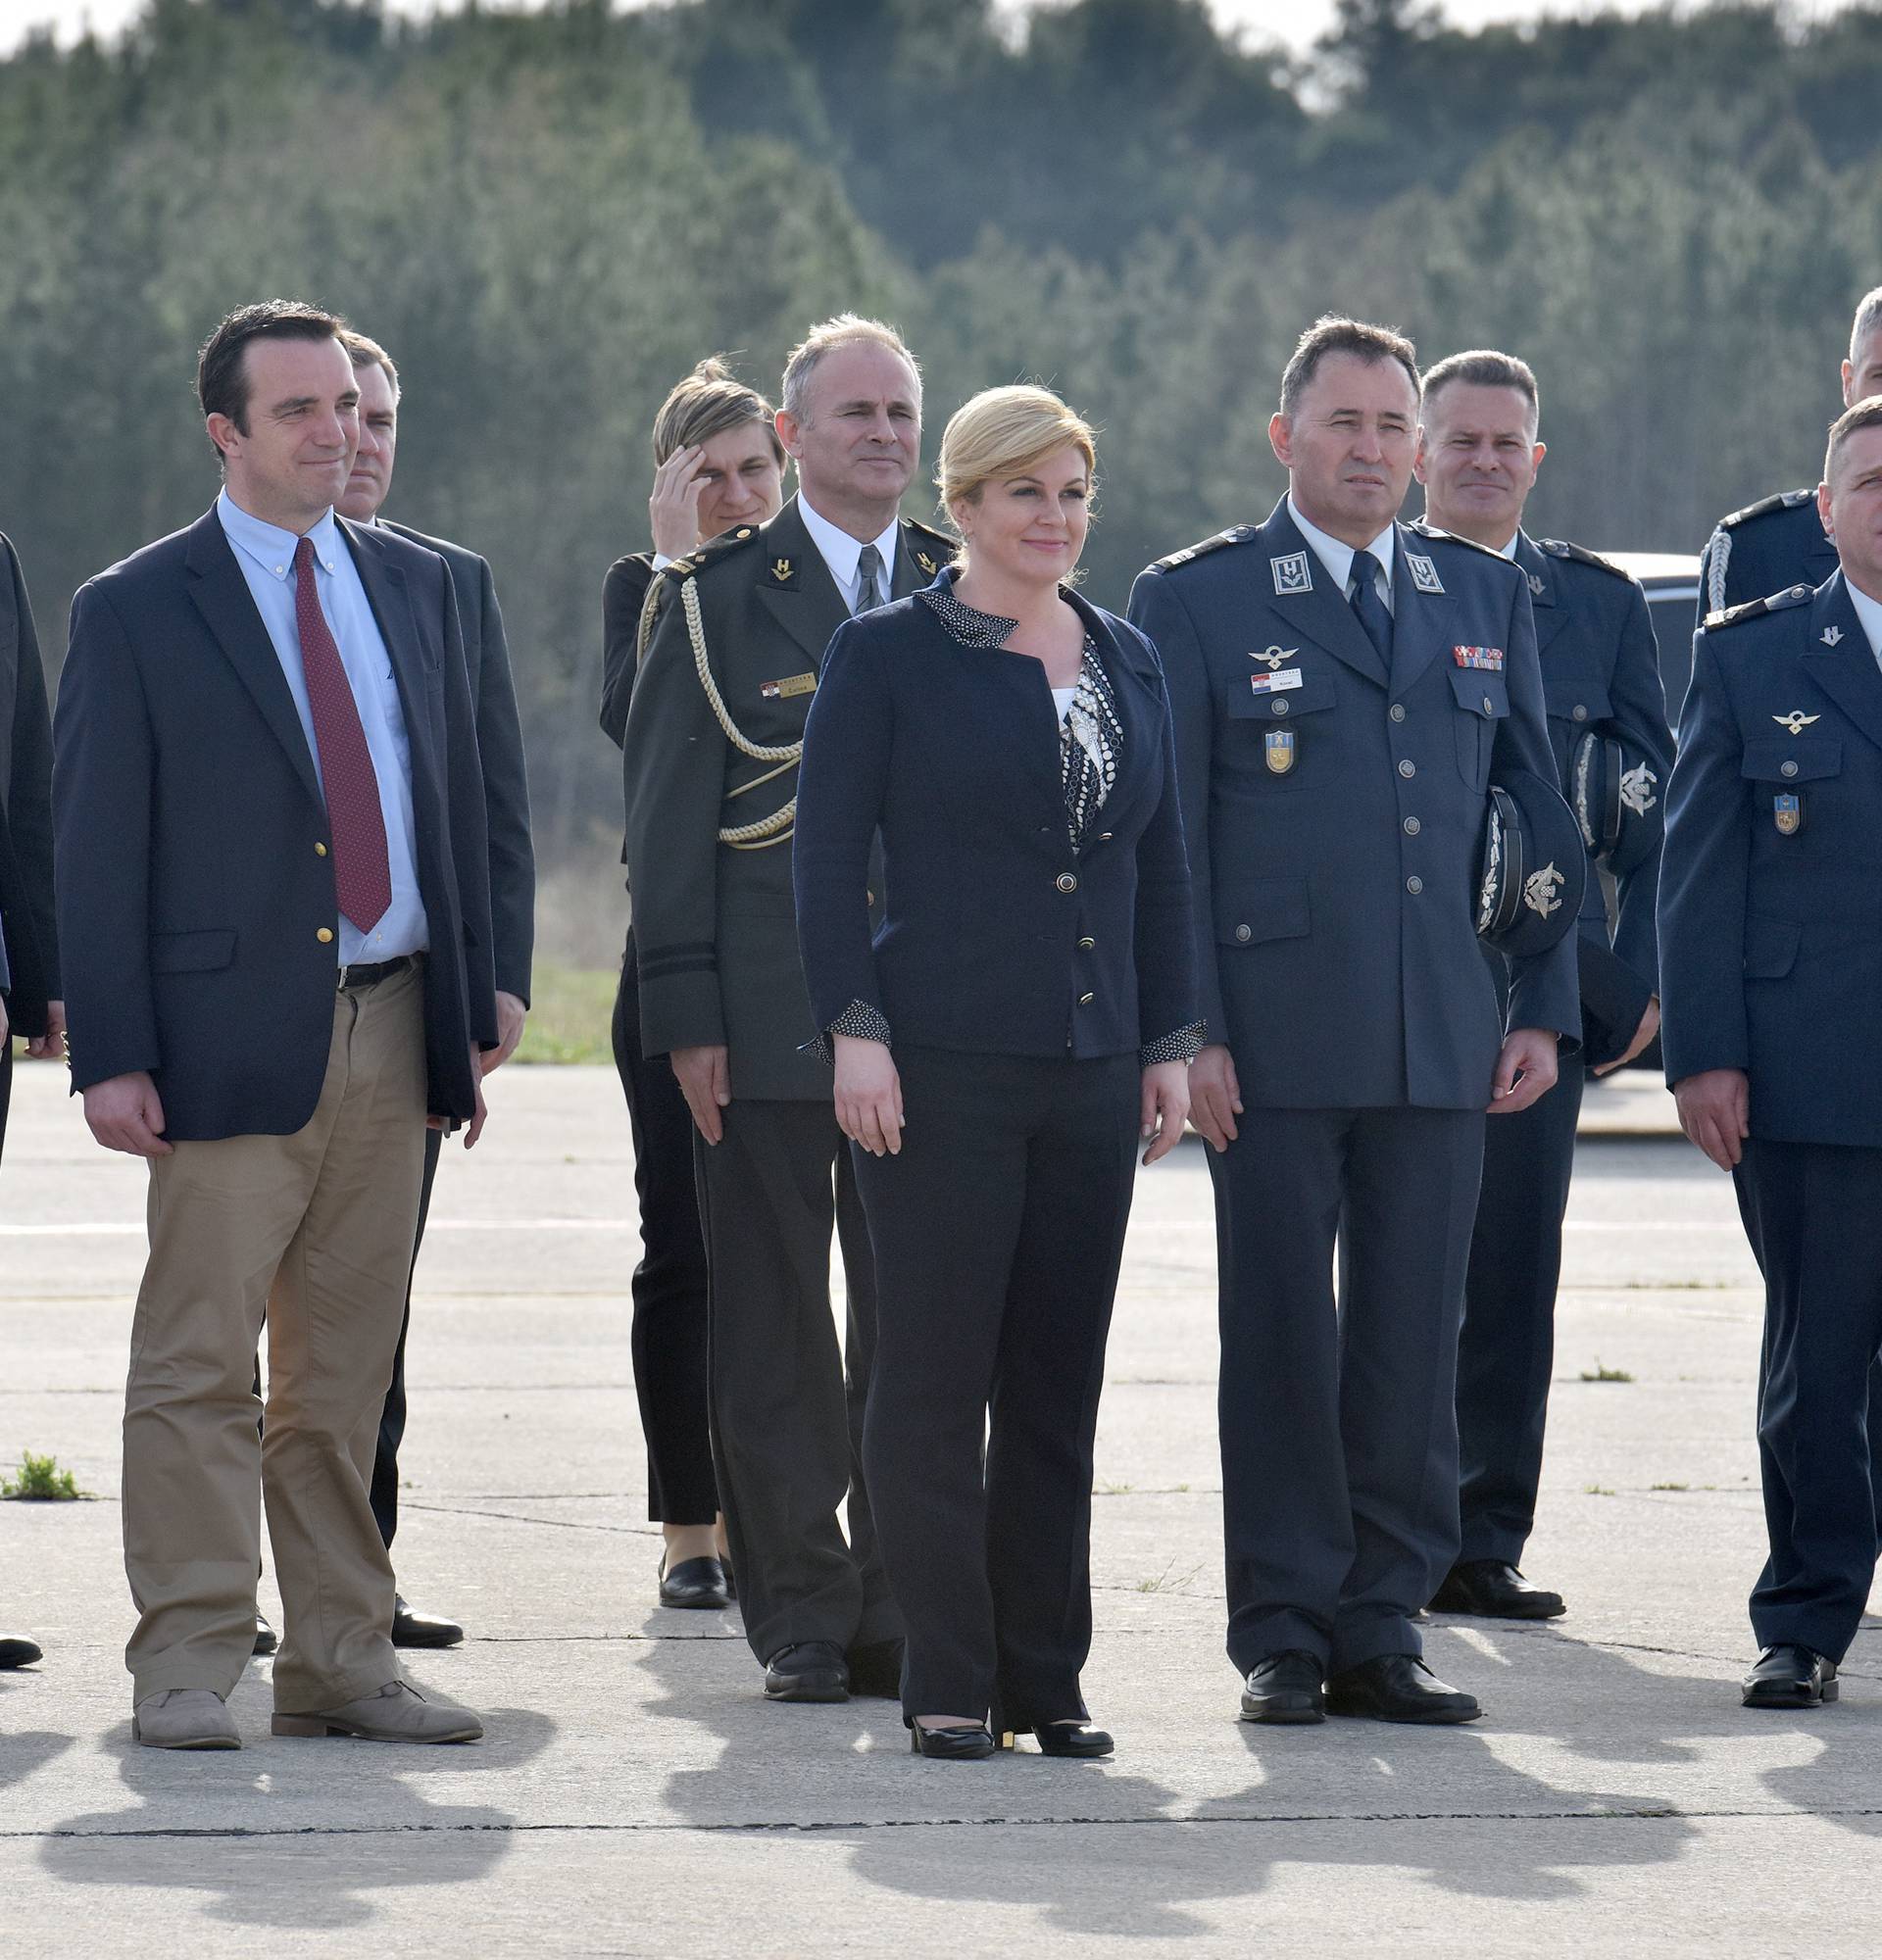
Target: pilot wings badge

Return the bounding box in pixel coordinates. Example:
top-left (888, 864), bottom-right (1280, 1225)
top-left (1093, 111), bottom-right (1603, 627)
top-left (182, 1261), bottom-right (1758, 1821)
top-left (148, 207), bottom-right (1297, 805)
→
top-left (1522, 862), bottom-right (1565, 918)
top-left (1618, 760), bottom-right (1658, 816)
top-left (1773, 710), bottom-right (1820, 735)
top-left (1250, 645), bottom-right (1299, 670)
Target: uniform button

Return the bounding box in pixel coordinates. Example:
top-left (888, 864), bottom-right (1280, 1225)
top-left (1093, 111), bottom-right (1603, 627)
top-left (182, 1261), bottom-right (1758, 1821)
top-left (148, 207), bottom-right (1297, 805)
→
top-left (1398, 759), bottom-right (1415, 778)
top-left (1403, 816), bottom-right (1421, 835)
top-left (315, 842), bottom-right (328, 857)
top-left (1571, 705), bottom-right (1588, 722)
top-left (1056, 872), bottom-right (1078, 893)
top-left (1482, 696), bottom-right (1495, 715)
top-left (1406, 876), bottom-right (1423, 895)
top-left (1234, 924), bottom-right (1252, 943)
top-left (317, 926), bottom-right (335, 944)
top-left (1078, 992), bottom-right (1095, 1006)
top-left (1390, 704), bottom-right (1406, 722)
top-left (1077, 936), bottom-right (1095, 951)
top-left (1272, 699), bottom-right (1289, 715)
top-left (1780, 760), bottom-right (1798, 778)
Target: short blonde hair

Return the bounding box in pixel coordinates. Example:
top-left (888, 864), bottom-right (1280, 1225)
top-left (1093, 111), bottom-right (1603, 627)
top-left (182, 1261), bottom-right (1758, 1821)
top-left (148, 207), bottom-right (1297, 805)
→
top-left (780, 314), bottom-right (920, 423)
top-left (651, 356), bottom-right (782, 467)
top-left (935, 384), bottom-right (1098, 527)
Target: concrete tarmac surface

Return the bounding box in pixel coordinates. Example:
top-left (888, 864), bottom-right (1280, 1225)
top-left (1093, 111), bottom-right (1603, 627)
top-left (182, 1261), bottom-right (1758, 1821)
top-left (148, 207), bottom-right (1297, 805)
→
top-left (4, 1061), bottom-right (1879, 1957)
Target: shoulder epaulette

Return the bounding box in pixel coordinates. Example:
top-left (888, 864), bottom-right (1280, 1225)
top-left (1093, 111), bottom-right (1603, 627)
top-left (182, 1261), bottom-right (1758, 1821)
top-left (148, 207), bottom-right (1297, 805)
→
top-left (1540, 538), bottom-right (1635, 581)
top-left (1404, 519), bottom-right (1511, 564)
top-left (1149, 525), bottom-right (1258, 573)
top-left (1721, 488), bottom-right (1815, 530)
top-left (898, 514), bottom-right (957, 579)
top-left (663, 522), bottom-right (765, 582)
top-left (1701, 583), bottom-right (1814, 633)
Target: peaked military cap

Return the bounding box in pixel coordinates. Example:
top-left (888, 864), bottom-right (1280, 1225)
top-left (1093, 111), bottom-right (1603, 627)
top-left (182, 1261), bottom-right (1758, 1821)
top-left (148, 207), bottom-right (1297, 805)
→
top-left (1476, 765), bottom-right (1588, 959)
top-left (1570, 729), bottom-right (1662, 877)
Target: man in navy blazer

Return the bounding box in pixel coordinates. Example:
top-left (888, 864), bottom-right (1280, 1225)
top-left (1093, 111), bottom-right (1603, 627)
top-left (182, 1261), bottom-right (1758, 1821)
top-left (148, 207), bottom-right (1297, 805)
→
top-left (54, 301), bottom-right (496, 1750)
top-left (1130, 317), bottom-right (1579, 1727)
top-left (336, 328), bottom-right (534, 1650)
top-left (1662, 397), bottom-right (1882, 1711)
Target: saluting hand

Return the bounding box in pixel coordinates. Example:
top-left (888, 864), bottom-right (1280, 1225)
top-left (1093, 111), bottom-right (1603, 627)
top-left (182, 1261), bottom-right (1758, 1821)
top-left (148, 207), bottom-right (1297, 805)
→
top-left (1488, 1028), bottom-right (1560, 1115)
top-left (1674, 1067), bottom-right (1750, 1172)
top-left (649, 447), bottom-right (709, 560)
top-left (1140, 1060), bottom-right (1191, 1166)
top-left (1188, 1043), bottom-right (1242, 1152)
top-left (833, 1034), bottom-right (902, 1157)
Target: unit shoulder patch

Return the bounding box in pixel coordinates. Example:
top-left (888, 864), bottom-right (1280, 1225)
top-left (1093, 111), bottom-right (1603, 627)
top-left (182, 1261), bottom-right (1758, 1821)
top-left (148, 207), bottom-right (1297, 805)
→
top-left (1150, 525), bottom-right (1259, 574)
top-left (1721, 488), bottom-right (1817, 529)
top-left (1701, 584), bottom-right (1814, 633)
top-left (1540, 538), bottom-right (1636, 582)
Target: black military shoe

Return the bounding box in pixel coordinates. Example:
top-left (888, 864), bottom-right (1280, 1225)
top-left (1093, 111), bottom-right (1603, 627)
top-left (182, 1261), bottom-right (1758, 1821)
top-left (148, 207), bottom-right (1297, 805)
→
top-left (763, 1640), bottom-right (850, 1702)
top-left (0, 1633), bottom-right (43, 1669)
top-left (1240, 1649), bottom-right (1325, 1724)
top-left (1429, 1559), bottom-right (1565, 1620)
top-left (1325, 1654), bottom-right (1482, 1724)
top-left (845, 1638), bottom-right (905, 1699)
top-left (392, 1594), bottom-right (465, 1649)
top-left (252, 1615), bottom-right (278, 1657)
top-left (1742, 1644), bottom-right (1837, 1709)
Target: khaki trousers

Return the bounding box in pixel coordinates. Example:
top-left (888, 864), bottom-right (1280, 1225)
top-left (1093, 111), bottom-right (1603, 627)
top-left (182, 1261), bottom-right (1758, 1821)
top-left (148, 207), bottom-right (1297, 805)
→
top-left (122, 963), bottom-right (428, 1711)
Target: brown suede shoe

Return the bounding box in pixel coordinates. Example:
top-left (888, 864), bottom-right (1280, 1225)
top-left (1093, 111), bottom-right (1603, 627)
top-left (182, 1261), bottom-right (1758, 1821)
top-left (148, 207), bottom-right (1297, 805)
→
top-left (272, 1679), bottom-right (482, 1743)
top-left (134, 1688), bottom-right (242, 1749)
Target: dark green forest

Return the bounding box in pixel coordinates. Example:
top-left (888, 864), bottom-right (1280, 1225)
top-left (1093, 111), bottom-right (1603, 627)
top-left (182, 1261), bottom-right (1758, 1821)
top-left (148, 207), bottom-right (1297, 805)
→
top-left (2, 0), bottom-right (1878, 943)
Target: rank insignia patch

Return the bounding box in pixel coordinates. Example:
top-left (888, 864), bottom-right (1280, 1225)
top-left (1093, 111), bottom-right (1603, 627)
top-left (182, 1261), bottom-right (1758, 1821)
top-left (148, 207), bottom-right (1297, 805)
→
top-left (768, 557), bottom-right (795, 585)
top-left (1453, 646), bottom-right (1506, 670)
top-left (1250, 669), bottom-right (1304, 695)
top-left (1250, 645), bottom-right (1298, 670)
top-left (1774, 794), bottom-right (1801, 835)
top-left (761, 671), bottom-right (817, 700)
top-left (1264, 729), bottom-right (1296, 773)
top-left (1407, 553), bottom-right (1445, 595)
top-left (1271, 552), bottom-right (1312, 596)
top-left (1522, 862), bottom-right (1564, 917)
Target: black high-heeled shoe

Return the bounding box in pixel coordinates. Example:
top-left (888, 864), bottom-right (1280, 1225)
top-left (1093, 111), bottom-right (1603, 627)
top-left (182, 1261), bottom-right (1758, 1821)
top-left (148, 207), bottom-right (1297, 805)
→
top-left (995, 1715), bottom-right (1114, 1758)
top-left (908, 1722), bottom-right (996, 1761)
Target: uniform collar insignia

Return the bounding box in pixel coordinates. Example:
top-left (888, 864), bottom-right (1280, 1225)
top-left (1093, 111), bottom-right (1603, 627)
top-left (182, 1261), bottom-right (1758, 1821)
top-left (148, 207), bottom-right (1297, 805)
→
top-left (1527, 572), bottom-right (1546, 598)
top-left (1407, 552), bottom-right (1444, 595)
top-left (1271, 551), bottom-right (1312, 596)
top-left (915, 549), bottom-right (940, 576)
top-left (1773, 710), bottom-right (1820, 734)
top-left (1821, 625), bottom-right (1844, 646)
top-left (768, 557), bottom-right (794, 584)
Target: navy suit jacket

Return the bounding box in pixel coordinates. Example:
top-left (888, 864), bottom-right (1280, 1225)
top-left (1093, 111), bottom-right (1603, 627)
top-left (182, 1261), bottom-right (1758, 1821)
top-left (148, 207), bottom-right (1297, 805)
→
top-left (1513, 531), bottom-right (1671, 1066)
top-left (793, 583), bottom-right (1198, 1062)
top-left (1130, 501), bottom-right (1579, 1110)
top-left (381, 518), bottom-right (534, 1004)
top-left (0, 532), bottom-right (57, 1030)
top-left (1660, 571), bottom-right (1882, 1147)
top-left (53, 507), bottom-right (497, 1140)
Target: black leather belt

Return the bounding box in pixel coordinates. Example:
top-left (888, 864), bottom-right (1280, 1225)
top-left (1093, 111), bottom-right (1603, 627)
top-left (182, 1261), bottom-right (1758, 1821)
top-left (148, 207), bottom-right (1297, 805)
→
top-left (336, 954), bottom-right (416, 992)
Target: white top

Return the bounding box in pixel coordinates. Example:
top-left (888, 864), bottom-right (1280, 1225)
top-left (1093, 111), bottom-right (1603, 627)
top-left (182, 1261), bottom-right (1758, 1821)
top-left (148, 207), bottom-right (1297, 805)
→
top-left (1495, 530), bottom-right (1521, 559)
top-left (798, 494), bottom-right (902, 614)
top-left (1288, 496), bottom-right (1396, 612)
top-left (1050, 685), bottom-right (1077, 723)
top-left (1846, 571), bottom-right (1882, 665)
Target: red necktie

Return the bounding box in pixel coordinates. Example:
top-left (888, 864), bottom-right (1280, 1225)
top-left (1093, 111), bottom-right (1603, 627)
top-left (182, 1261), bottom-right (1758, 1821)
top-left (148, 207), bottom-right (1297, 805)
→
top-left (293, 537), bottom-right (392, 934)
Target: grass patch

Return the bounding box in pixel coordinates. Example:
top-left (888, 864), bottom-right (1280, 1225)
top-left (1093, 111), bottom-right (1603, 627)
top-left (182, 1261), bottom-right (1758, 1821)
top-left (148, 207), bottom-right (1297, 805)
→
top-left (1650, 1481), bottom-right (1689, 1492)
top-left (516, 961), bottom-right (617, 1065)
top-left (1135, 1559), bottom-right (1203, 1594)
top-left (1584, 1483), bottom-right (1616, 1496)
top-left (2, 1450), bottom-right (88, 1500)
top-left (1579, 1359), bottom-right (1634, 1383)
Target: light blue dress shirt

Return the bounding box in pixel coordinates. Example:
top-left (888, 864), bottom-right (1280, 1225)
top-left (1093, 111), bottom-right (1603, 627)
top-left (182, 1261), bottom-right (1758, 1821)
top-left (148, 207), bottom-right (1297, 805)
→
top-left (217, 489), bottom-right (428, 963)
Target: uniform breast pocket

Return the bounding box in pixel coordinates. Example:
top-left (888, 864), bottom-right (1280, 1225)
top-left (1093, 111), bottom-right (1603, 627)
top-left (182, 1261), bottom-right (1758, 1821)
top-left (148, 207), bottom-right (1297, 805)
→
top-left (1450, 668), bottom-right (1509, 791)
top-left (1741, 735), bottom-right (1841, 833)
top-left (1543, 672), bottom-right (1610, 733)
top-left (1225, 671), bottom-right (1338, 786)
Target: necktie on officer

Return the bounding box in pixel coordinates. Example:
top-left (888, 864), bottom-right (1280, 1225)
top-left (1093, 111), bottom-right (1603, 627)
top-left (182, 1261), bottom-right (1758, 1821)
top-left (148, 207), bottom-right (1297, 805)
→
top-left (1348, 548), bottom-right (1394, 666)
top-left (293, 537), bottom-right (392, 934)
top-left (855, 542), bottom-right (886, 614)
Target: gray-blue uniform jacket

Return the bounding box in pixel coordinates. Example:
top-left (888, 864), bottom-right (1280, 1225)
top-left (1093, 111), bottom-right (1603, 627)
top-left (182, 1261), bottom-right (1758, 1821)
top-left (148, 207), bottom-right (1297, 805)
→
top-left (1128, 500), bottom-right (1580, 1109)
top-left (1509, 529), bottom-right (1671, 1063)
top-left (1660, 572), bottom-right (1882, 1147)
top-left (1697, 489), bottom-right (1838, 627)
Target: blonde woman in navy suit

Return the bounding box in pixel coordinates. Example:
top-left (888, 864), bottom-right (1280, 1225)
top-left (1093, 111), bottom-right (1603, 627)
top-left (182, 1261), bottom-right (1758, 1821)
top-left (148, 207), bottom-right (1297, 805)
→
top-left (793, 387), bottom-right (1200, 1760)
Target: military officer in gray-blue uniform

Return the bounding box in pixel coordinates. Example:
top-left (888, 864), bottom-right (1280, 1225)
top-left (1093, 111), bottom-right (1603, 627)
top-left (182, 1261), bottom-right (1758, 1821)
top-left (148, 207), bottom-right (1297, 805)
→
top-left (1662, 396), bottom-right (1882, 1712)
top-left (1696, 285), bottom-right (1882, 631)
top-left (1412, 351), bottom-right (1671, 1624)
top-left (1130, 318), bottom-right (1581, 1728)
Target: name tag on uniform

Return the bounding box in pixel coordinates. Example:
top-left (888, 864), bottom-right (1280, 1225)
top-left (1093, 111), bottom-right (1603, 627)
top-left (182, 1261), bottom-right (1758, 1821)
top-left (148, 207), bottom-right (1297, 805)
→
top-left (761, 672), bottom-right (817, 700)
top-left (1453, 645), bottom-right (1505, 671)
top-left (1249, 669), bottom-right (1304, 695)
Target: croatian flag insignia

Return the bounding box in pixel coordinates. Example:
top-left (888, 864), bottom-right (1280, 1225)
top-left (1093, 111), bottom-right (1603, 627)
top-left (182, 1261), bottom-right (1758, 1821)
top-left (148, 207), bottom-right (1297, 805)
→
top-left (1453, 646), bottom-right (1505, 671)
